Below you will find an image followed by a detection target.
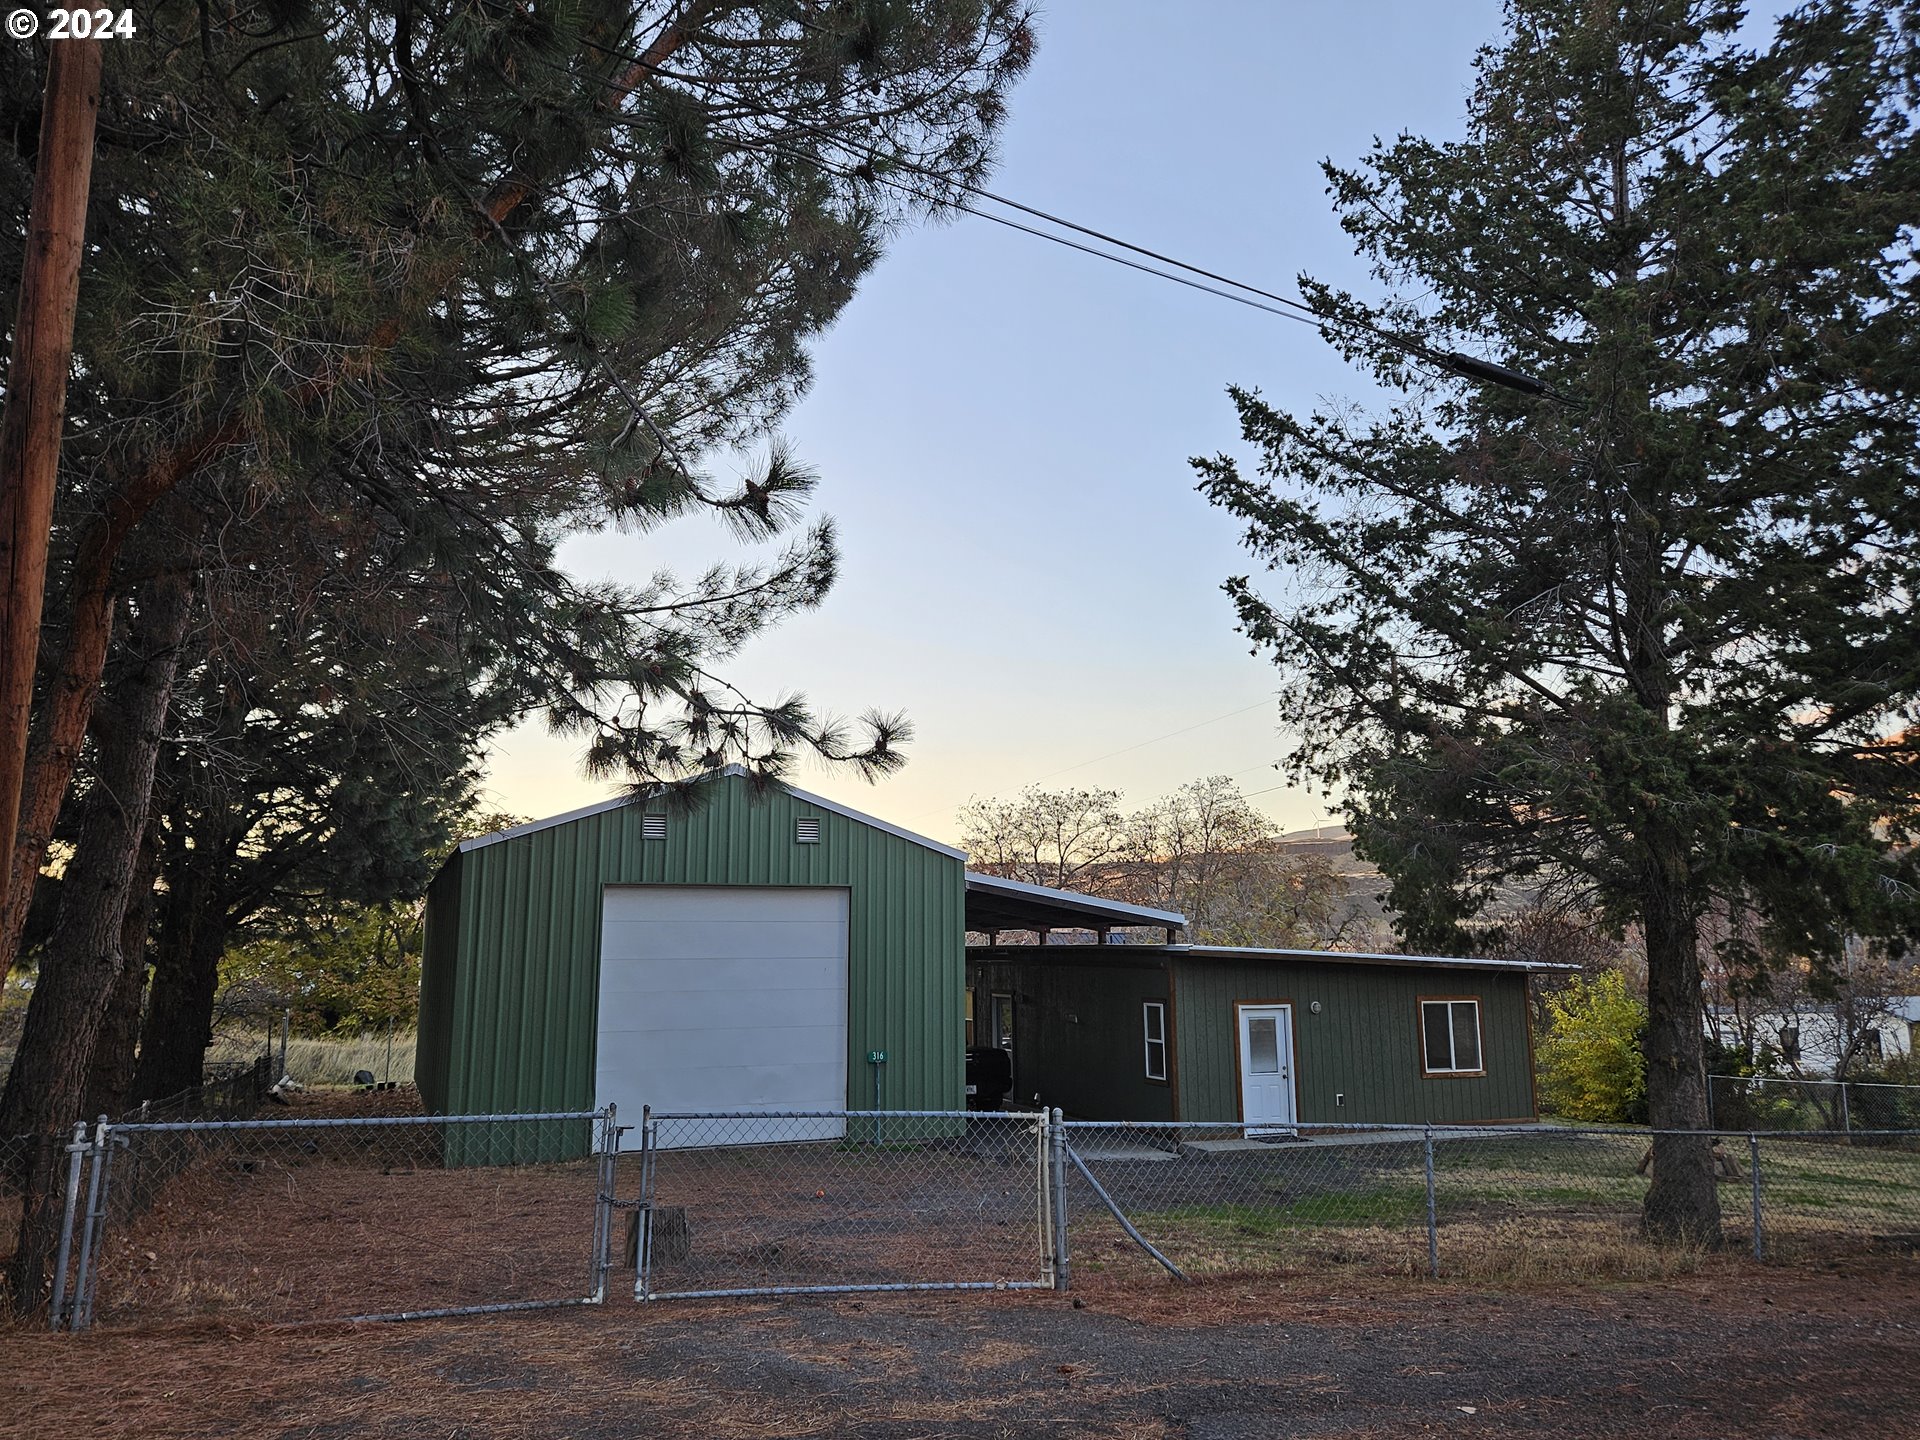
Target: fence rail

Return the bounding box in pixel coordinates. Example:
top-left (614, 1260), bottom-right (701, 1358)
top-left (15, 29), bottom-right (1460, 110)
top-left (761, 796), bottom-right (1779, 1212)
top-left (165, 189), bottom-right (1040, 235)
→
top-left (39, 1108), bottom-right (1920, 1332)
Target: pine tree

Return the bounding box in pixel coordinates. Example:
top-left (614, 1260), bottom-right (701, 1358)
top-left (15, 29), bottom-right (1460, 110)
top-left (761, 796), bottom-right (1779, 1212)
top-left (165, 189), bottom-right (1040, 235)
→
top-left (0, 0), bottom-right (1036, 981)
top-left (1196, 0), bottom-right (1920, 1242)
top-left (0, 1), bottom-right (1035, 1313)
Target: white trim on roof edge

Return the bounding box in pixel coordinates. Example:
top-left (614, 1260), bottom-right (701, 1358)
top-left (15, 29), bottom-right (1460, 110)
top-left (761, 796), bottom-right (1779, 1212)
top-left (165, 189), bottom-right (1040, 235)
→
top-left (456, 765), bottom-right (966, 860)
top-left (1168, 944), bottom-right (1576, 973)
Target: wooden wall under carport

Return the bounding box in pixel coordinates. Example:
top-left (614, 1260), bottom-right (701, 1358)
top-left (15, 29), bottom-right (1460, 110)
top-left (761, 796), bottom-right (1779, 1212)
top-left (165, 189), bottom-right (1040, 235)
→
top-left (970, 950), bottom-right (1175, 1121)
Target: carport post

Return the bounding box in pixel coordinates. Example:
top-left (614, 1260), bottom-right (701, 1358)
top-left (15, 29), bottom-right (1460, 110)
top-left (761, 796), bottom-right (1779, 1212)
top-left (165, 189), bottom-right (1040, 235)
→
top-left (1423, 1125), bottom-right (1439, 1279)
top-left (1049, 1109), bottom-right (1070, 1291)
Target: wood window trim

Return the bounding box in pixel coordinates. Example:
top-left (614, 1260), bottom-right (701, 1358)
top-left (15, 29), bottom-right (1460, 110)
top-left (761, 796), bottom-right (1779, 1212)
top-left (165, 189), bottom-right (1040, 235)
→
top-left (1142, 1000), bottom-right (1169, 1085)
top-left (1418, 995), bottom-right (1487, 1078)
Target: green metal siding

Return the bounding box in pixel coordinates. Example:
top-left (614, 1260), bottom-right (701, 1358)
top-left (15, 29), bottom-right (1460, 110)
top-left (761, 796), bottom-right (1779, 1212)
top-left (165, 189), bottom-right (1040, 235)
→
top-left (1171, 958), bottom-right (1536, 1125)
top-left (1004, 956), bottom-right (1174, 1121)
top-left (415, 775), bottom-right (966, 1116)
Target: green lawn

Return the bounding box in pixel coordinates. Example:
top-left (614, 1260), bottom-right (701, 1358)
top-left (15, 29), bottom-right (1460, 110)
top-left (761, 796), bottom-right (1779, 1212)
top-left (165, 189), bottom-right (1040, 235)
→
top-left (1093, 1131), bottom-right (1920, 1279)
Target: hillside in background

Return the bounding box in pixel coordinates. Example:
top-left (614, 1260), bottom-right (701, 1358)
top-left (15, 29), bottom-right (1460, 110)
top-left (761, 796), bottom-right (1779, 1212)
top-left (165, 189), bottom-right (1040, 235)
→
top-left (1271, 826), bottom-right (1551, 948)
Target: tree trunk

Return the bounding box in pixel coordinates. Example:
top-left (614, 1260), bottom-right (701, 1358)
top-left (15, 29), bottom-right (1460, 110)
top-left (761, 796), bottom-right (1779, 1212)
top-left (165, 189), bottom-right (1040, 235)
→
top-left (134, 844), bottom-right (232, 1105)
top-left (0, 39), bottom-right (103, 918)
top-left (1, 575), bottom-right (187, 1315)
top-left (82, 822), bottom-right (160, 1120)
top-left (1639, 829), bottom-right (1722, 1246)
top-left (0, 430), bottom-right (234, 987)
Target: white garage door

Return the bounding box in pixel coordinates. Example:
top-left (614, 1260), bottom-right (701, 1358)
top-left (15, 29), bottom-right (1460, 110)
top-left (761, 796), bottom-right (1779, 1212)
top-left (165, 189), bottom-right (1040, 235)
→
top-left (595, 886), bottom-right (849, 1144)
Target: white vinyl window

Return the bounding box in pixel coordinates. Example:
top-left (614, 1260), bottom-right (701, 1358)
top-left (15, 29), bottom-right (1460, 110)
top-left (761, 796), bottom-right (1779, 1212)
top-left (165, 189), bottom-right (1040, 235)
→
top-left (1143, 1001), bottom-right (1168, 1082)
top-left (1421, 999), bottom-right (1484, 1075)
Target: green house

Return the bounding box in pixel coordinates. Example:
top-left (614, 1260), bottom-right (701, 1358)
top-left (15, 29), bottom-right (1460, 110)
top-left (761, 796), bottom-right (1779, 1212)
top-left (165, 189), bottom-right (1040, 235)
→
top-left (418, 770), bottom-right (1560, 1132)
top-left (966, 941), bottom-right (1556, 1129)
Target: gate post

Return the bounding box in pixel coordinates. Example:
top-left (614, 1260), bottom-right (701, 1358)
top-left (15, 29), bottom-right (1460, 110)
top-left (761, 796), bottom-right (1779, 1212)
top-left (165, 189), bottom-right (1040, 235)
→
top-left (1748, 1132), bottom-right (1765, 1262)
top-left (48, 1121), bottom-right (90, 1330)
top-left (71, 1117), bottom-right (113, 1332)
top-left (635, 1106), bottom-right (656, 1303)
top-left (1049, 1108), bottom-right (1070, 1292)
top-left (590, 1104), bottom-right (618, 1302)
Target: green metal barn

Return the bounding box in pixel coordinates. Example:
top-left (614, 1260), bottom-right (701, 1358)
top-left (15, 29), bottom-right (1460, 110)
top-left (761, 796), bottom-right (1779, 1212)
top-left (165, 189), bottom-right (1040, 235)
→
top-left (417, 769), bottom-right (1560, 1131)
top-left (417, 769), bottom-right (968, 1123)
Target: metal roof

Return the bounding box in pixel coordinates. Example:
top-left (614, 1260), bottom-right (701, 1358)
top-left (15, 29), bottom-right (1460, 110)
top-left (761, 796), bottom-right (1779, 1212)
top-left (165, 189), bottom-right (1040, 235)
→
top-left (966, 940), bottom-right (1576, 974)
top-left (963, 872), bottom-right (1186, 935)
top-left (457, 766), bottom-right (966, 861)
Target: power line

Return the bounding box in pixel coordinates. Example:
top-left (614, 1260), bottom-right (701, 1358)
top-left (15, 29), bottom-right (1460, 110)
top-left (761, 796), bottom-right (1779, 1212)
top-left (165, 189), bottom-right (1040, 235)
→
top-left (550, 40), bottom-right (1389, 352)
top-left (810, 134), bottom-right (1343, 325)
top-left (557, 32), bottom-right (1559, 398)
top-left (789, 126), bottom-right (1560, 396)
top-left (777, 143), bottom-right (1333, 332)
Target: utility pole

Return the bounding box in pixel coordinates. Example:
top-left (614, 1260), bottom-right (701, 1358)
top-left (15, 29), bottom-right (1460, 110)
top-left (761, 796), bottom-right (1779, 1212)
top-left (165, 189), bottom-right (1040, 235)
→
top-left (0, 38), bottom-right (104, 926)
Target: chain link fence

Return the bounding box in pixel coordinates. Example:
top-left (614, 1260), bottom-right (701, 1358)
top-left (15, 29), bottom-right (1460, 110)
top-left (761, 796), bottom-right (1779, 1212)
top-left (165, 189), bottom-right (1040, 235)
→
top-left (1059, 1122), bottom-right (1431, 1281)
top-left (1059, 1121), bottom-right (1920, 1284)
top-left (636, 1110), bottom-right (1053, 1299)
top-left (49, 1109), bottom-right (617, 1330)
top-left (1709, 1073), bottom-right (1920, 1133)
top-left (5, 1055), bottom-right (278, 1312)
top-left (36, 1108), bottom-right (1920, 1331)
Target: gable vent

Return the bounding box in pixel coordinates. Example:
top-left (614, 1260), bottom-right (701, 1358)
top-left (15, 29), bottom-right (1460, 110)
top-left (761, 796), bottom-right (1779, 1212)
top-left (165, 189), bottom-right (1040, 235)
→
top-left (795, 817), bottom-right (822, 845)
top-left (641, 814), bottom-right (667, 841)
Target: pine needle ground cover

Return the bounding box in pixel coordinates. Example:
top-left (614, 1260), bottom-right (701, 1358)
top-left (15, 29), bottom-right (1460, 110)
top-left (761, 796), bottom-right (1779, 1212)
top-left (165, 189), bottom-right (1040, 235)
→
top-left (7, 1264), bottom-right (1920, 1440)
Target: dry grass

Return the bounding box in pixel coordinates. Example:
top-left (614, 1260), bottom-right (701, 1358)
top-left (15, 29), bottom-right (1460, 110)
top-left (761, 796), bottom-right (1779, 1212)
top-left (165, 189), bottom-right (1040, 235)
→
top-left (65, 1091), bottom-right (598, 1327)
top-left (206, 1030), bottom-right (416, 1087)
top-left (90, 1151), bottom-right (600, 1325)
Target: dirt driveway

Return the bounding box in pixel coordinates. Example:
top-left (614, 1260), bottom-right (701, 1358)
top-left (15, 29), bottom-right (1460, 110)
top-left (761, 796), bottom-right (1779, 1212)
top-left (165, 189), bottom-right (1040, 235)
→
top-left (8, 1259), bottom-right (1919, 1438)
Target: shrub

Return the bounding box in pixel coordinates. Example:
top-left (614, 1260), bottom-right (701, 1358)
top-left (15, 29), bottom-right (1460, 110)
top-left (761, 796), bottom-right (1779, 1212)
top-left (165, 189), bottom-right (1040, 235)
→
top-left (1537, 971), bottom-right (1647, 1123)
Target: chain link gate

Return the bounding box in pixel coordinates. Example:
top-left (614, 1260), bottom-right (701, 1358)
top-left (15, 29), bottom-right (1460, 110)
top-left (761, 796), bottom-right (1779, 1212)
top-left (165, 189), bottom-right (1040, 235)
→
top-left (48, 1107), bottom-right (621, 1330)
top-left (633, 1109), bottom-right (1064, 1299)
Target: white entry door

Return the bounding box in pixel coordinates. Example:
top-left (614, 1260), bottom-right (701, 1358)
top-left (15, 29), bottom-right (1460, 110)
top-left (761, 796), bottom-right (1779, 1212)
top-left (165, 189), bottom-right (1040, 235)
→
top-left (596, 886), bottom-right (849, 1145)
top-left (1237, 1004), bottom-right (1298, 1134)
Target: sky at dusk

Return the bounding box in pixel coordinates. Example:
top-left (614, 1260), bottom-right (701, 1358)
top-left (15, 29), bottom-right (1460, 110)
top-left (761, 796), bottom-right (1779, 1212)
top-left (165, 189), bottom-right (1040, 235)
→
top-left (481, 0), bottom-right (1508, 846)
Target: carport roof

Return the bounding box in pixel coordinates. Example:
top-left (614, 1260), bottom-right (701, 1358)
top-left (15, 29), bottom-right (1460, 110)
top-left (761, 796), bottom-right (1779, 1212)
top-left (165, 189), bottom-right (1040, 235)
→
top-left (964, 872), bottom-right (1186, 935)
